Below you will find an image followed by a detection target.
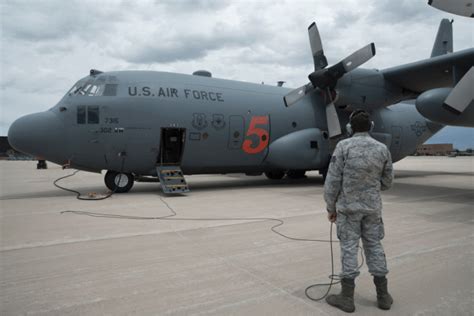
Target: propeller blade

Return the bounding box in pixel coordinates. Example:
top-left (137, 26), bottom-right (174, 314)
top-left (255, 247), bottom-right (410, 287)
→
top-left (324, 43), bottom-right (376, 81)
top-left (309, 43), bottom-right (376, 89)
top-left (326, 102), bottom-right (342, 138)
top-left (444, 67), bottom-right (474, 113)
top-left (339, 42), bottom-right (376, 73)
top-left (308, 22), bottom-right (328, 70)
top-left (283, 83), bottom-right (313, 107)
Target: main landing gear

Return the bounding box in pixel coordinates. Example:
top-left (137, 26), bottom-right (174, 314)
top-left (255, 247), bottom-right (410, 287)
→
top-left (286, 170), bottom-right (306, 179)
top-left (319, 168), bottom-right (328, 182)
top-left (104, 170), bottom-right (134, 193)
top-left (264, 169), bottom-right (330, 182)
top-left (264, 170), bottom-right (307, 180)
top-left (264, 170), bottom-right (286, 180)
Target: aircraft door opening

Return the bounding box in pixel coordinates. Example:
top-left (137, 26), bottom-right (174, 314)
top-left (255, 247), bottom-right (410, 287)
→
top-left (158, 128), bottom-right (186, 165)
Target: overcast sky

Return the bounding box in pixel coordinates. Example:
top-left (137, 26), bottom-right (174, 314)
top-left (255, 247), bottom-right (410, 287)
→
top-left (0, 0), bottom-right (473, 146)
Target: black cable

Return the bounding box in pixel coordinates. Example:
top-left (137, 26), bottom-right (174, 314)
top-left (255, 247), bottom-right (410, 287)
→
top-left (304, 223), bottom-right (337, 301)
top-left (304, 223), bottom-right (365, 301)
top-left (56, 171), bottom-right (366, 302)
top-left (54, 170), bottom-right (116, 201)
top-left (61, 197), bottom-right (334, 242)
top-left (54, 158), bottom-right (125, 201)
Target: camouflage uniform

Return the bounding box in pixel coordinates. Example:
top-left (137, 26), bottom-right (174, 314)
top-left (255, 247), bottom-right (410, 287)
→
top-left (324, 132), bottom-right (393, 279)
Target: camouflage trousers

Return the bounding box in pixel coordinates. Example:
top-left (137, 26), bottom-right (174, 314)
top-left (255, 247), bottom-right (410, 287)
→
top-left (336, 211), bottom-right (388, 279)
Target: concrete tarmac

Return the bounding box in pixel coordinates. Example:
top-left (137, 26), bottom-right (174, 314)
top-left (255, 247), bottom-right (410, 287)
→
top-left (0, 157), bottom-right (473, 315)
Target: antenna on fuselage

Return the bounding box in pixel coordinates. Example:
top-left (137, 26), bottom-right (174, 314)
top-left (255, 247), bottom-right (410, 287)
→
top-left (90, 69), bottom-right (103, 76)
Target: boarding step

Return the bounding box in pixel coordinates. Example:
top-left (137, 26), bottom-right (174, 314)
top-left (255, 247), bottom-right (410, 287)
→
top-left (156, 165), bottom-right (190, 194)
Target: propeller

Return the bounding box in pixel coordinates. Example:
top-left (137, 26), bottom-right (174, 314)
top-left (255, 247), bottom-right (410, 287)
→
top-left (444, 67), bottom-right (473, 114)
top-left (284, 22), bottom-right (376, 138)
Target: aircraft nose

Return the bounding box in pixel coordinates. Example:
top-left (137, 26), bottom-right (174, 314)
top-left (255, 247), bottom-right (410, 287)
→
top-left (8, 111), bottom-right (67, 162)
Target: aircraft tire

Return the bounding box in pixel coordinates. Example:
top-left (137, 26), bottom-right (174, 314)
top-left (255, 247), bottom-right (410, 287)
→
top-left (104, 170), bottom-right (134, 193)
top-left (264, 171), bottom-right (285, 180)
top-left (286, 170), bottom-right (306, 179)
top-left (319, 168), bottom-right (328, 182)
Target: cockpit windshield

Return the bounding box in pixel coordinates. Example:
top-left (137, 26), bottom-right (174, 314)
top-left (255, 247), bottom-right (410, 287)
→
top-left (66, 76), bottom-right (118, 97)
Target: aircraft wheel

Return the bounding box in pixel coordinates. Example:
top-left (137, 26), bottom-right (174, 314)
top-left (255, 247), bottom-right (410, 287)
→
top-left (264, 171), bottom-right (285, 180)
top-left (104, 170), bottom-right (134, 193)
top-left (286, 170), bottom-right (306, 179)
top-left (319, 168), bottom-right (328, 182)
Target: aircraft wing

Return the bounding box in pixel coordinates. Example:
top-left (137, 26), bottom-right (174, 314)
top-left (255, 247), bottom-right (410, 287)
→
top-left (381, 48), bottom-right (474, 93)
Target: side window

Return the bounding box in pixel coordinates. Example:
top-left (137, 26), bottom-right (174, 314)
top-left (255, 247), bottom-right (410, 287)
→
top-left (88, 106), bottom-right (100, 124)
top-left (103, 84), bottom-right (118, 96)
top-left (77, 106), bottom-right (86, 124)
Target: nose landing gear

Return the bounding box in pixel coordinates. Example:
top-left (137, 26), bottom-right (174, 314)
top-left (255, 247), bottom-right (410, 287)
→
top-left (104, 170), bottom-right (134, 193)
top-left (264, 170), bottom-right (285, 180)
top-left (286, 170), bottom-right (306, 179)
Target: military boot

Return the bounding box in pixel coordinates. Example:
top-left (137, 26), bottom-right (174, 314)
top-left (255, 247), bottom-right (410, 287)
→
top-left (326, 278), bottom-right (355, 313)
top-left (374, 276), bottom-right (393, 310)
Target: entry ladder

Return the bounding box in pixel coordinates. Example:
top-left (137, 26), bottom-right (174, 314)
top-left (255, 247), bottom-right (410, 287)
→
top-left (156, 165), bottom-right (190, 194)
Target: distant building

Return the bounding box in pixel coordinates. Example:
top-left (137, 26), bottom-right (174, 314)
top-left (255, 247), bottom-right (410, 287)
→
top-left (415, 143), bottom-right (454, 156)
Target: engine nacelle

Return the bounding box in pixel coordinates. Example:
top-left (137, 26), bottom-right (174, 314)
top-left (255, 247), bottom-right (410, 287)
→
top-left (265, 128), bottom-right (330, 170)
top-left (416, 88), bottom-right (474, 127)
top-left (335, 69), bottom-right (408, 110)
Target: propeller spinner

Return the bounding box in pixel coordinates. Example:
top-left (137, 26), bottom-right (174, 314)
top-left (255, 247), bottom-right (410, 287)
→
top-left (284, 22), bottom-right (376, 138)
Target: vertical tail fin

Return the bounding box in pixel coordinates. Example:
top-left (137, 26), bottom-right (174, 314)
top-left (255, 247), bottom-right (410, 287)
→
top-left (431, 19), bottom-right (453, 57)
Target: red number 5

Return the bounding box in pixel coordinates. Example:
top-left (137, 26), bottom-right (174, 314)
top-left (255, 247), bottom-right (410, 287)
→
top-left (242, 116), bottom-right (269, 154)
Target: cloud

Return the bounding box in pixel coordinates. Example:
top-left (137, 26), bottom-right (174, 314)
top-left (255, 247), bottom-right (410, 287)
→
top-left (367, 0), bottom-right (433, 24)
top-left (1, 0), bottom-right (127, 42)
top-left (158, 0), bottom-right (232, 12)
top-left (0, 0), bottom-right (472, 138)
top-left (116, 18), bottom-right (267, 63)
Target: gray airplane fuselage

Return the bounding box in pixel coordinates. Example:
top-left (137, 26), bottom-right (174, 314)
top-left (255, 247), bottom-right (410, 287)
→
top-left (8, 70), bottom-right (442, 177)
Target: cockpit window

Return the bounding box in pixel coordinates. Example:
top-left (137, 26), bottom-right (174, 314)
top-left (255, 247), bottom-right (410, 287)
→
top-left (67, 77), bottom-right (118, 97)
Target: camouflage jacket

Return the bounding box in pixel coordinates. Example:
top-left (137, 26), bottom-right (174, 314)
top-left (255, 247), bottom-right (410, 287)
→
top-left (324, 132), bottom-right (393, 214)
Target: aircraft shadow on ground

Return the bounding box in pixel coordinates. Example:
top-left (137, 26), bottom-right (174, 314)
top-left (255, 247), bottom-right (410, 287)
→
top-left (175, 175), bottom-right (325, 193)
top-left (1, 170), bottom-right (472, 200)
top-left (394, 170), bottom-right (474, 179)
top-left (385, 181), bottom-right (473, 224)
top-left (0, 185), bottom-right (113, 201)
top-left (0, 176), bottom-right (324, 200)
top-left (387, 182), bottom-right (473, 204)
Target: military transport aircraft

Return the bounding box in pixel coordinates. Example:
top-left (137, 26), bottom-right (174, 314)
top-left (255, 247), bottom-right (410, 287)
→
top-left (8, 20), bottom-right (474, 194)
top-left (428, 0), bottom-right (474, 18)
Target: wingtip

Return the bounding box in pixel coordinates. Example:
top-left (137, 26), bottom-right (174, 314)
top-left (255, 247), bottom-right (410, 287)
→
top-left (308, 22), bottom-right (316, 30)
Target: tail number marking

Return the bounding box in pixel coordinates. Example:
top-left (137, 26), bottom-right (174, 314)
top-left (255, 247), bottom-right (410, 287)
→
top-left (242, 116), bottom-right (269, 154)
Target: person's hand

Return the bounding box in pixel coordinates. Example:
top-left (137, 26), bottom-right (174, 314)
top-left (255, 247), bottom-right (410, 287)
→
top-left (327, 212), bottom-right (337, 223)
